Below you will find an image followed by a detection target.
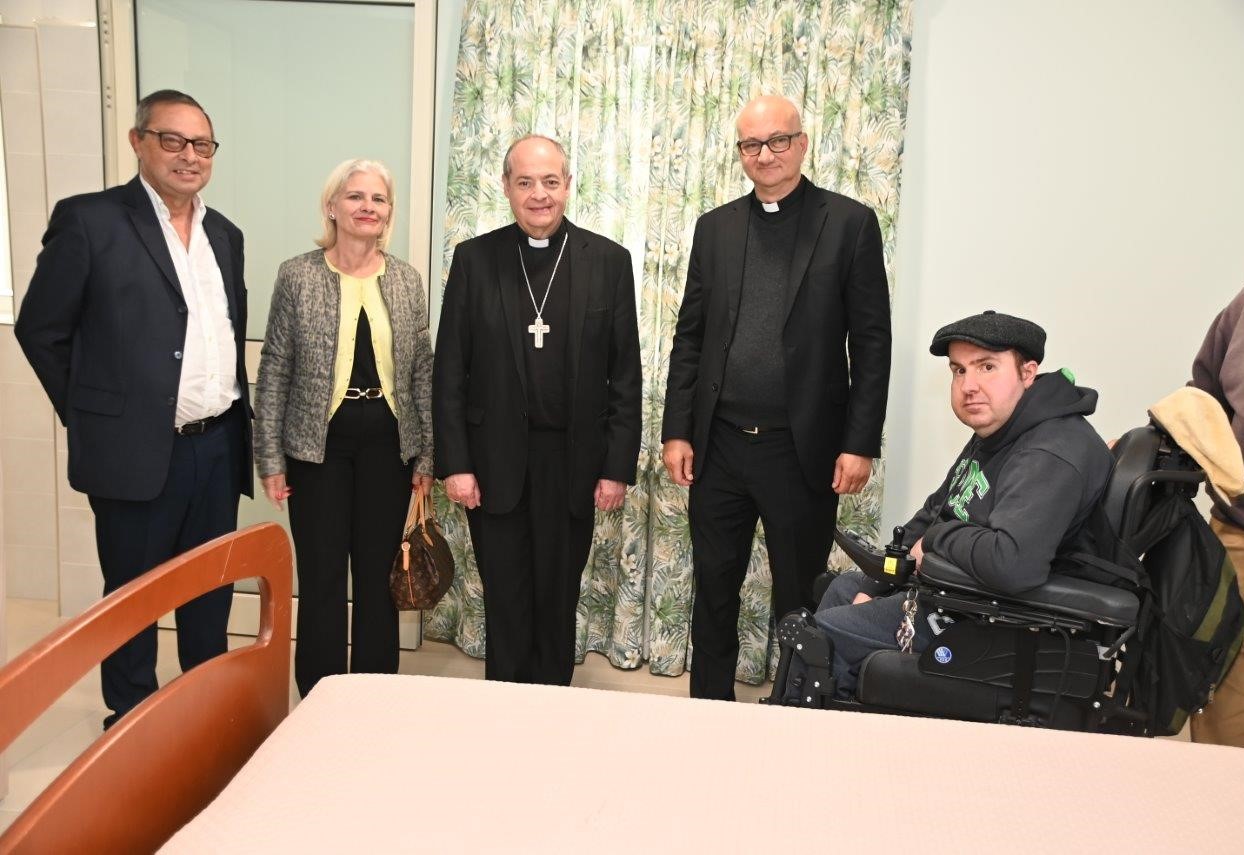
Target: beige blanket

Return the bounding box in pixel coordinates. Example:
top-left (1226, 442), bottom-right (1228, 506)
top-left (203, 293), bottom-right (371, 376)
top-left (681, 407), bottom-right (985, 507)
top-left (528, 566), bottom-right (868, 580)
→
top-left (164, 674), bottom-right (1244, 853)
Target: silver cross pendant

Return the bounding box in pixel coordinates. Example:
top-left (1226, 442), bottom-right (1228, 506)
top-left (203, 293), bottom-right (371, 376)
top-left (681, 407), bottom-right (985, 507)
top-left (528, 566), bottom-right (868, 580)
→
top-left (528, 317), bottom-right (550, 349)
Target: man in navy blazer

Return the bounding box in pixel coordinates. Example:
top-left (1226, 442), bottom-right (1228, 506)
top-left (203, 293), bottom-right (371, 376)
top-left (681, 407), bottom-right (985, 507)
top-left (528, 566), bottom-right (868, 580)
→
top-left (662, 95), bottom-right (891, 700)
top-left (16, 90), bottom-right (252, 727)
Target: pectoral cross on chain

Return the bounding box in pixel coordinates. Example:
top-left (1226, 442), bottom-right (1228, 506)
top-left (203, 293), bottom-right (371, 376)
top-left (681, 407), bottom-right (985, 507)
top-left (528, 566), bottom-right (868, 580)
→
top-left (517, 233), bottom-right (568, 352)
top-left (528, 317), bottom-right (550, 349)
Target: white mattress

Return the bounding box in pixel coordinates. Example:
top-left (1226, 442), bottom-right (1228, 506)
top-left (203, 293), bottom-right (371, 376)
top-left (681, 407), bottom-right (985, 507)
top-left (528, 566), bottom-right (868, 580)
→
top-left (164, 674), bottom-right (1244, 853)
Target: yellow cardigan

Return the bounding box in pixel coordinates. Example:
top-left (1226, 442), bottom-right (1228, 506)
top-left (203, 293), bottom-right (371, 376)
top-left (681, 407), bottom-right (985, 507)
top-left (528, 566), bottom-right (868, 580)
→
top-left (325, 256), bottom-right (396, 418)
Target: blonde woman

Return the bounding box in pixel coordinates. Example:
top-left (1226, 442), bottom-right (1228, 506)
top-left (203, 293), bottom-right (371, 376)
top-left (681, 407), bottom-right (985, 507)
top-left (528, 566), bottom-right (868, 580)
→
top-left (255, 159), bottom-right (433, 696)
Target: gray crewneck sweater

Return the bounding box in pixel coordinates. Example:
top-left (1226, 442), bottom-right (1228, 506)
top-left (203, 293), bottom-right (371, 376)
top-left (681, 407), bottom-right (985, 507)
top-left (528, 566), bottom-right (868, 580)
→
top-left (716, 181), bottom-right (806, 428)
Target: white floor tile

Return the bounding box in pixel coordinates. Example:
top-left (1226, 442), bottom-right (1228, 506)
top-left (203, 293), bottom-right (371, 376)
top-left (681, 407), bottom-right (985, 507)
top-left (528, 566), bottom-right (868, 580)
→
top-left (4, 598), bottom-right (60, 652)
top-left (0, 810), bottom-right (22, 836)
top-left (1, 718), bottom-right (101, 814)
top-left (2, 706), bottom-right (95, 769)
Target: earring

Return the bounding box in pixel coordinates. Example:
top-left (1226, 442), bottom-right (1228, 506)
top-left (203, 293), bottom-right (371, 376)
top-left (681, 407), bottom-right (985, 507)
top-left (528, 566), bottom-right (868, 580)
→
top-left (329, 213), bottom-right (336, 220)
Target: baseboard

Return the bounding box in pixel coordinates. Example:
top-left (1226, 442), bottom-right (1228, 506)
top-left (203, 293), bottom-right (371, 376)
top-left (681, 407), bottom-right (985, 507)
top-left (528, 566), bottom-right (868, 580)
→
top-left (157, 591), bottom-right (424, 650)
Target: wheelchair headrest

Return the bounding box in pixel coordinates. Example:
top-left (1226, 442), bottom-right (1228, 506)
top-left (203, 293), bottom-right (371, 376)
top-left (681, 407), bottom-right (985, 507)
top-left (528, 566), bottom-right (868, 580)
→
top-left (1101, 426), bottom-right (1163, 539)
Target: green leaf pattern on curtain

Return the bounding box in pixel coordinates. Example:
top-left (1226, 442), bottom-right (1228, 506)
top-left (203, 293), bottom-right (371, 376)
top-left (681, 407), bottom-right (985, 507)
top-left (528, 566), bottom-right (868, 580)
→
top-left (425, 0), bottom-right (913, 684)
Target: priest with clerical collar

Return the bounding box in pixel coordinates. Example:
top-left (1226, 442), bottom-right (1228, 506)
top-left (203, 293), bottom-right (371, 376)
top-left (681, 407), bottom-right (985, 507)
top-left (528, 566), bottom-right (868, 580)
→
top-left (661, 95), bottom-right (892, 701)
top-left (516, 216), bottom-right (570, 429)
top-left (433, 134), bottom-right (642, 686)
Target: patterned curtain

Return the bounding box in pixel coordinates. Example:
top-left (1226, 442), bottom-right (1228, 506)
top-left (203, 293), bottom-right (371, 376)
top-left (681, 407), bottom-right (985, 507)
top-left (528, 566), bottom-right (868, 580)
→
top-left (425, 0), bottom-right (914, 683)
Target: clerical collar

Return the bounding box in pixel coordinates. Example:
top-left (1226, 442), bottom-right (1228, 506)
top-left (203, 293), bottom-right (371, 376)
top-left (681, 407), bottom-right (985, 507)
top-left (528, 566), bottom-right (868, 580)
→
top-left (752, 176), bottom-right (808, 215)
top-left (521, 221), bottom-right (567, 249)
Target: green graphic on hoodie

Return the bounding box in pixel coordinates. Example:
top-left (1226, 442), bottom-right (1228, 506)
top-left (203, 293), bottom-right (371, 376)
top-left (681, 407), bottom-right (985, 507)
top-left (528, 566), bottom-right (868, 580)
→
top-left (947, 458), bottom-right (990, 522)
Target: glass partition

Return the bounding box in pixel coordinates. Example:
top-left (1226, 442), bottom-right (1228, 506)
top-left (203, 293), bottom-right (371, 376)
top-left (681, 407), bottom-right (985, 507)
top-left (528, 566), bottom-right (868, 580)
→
top-left (136, 0), bottom-right (416, 339)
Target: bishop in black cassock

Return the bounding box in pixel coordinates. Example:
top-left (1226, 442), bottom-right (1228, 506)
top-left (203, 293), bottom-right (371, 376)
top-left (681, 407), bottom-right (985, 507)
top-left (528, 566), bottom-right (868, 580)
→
top-left (433, 135), bottom-right (642, 685)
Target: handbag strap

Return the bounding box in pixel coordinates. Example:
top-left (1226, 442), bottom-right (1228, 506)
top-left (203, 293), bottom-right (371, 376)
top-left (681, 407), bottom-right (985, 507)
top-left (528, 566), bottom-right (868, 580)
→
top-left (403, 488), bottom-right (436, 546)
top-left (403, 490), bottom-right (421, 534)
top-left (416, 489), bottom-right (430, 527)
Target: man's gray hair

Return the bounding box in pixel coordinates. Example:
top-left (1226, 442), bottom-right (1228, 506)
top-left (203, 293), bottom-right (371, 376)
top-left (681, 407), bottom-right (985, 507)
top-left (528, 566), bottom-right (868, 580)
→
top-left (134, 89), bottom-right (213, 135)
top-left (502, 134), bottom-right (569, 178)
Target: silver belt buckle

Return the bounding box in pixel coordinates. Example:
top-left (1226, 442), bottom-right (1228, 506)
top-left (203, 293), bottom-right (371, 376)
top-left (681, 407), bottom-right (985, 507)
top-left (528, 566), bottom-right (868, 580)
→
top-left (344, 387), bottom-right (383, 400)
top-left (741, 425), bottom-right (760, 435)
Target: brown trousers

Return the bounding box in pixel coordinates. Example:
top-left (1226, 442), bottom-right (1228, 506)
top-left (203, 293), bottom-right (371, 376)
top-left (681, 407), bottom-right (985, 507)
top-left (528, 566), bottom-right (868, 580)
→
top-left (1190, 516), bottom-right (1244, 747)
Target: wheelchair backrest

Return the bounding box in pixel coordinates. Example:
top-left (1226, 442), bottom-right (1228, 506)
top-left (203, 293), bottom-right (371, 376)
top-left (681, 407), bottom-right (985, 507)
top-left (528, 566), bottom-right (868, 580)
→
top-left (1101, 426), bottom-right (1163, 542)
top-left (1100, 423), bottom-right (1206, 559)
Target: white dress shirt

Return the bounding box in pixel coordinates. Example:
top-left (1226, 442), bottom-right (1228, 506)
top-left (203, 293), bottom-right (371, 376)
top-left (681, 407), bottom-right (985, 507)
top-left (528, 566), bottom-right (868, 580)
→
top-left (140, 177), bottom-right (241, 427)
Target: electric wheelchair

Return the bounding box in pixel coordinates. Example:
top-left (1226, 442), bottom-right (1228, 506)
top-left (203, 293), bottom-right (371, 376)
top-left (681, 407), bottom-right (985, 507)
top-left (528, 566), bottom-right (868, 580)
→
top-left (762, 422), bottom-right (1205, 735)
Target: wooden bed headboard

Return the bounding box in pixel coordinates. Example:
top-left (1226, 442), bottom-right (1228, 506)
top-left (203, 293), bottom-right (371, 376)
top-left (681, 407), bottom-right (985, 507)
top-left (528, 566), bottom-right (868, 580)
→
top-left (0, 523), bottom-right (292, 854)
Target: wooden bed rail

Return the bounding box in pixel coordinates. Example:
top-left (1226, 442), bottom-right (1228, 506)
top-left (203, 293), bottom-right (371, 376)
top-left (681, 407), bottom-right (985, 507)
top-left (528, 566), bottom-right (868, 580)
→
top-left (0, 523), bottom-right (292, 854)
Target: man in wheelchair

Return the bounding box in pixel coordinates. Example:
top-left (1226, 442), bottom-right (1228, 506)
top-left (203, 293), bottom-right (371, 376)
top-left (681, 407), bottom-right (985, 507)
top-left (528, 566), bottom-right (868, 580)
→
top-left (767, 310), bottom-right (1121, 726)
top-left (818, 310), bottom-right (1113, 696)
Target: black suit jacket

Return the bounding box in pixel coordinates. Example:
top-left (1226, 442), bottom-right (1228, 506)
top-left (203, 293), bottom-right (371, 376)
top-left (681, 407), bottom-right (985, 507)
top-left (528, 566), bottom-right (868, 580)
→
top-left (15, 176), bottom-right (253, 502)
top-left (662, 180), bottom-right (891, 487)
top-left (433, 220), bottom-right (642, 517)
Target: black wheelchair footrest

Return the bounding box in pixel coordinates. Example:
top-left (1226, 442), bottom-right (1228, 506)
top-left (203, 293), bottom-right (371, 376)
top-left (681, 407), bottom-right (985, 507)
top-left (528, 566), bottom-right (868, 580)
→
top-left (762, 610), bottom-right (837, 708)
top-left (775, 609), bottom-right (832, 666)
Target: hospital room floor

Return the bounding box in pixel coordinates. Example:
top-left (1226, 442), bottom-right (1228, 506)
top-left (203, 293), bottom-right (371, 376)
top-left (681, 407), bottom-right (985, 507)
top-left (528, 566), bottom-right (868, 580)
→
top-left (0, 597), bottom-right (769, 833)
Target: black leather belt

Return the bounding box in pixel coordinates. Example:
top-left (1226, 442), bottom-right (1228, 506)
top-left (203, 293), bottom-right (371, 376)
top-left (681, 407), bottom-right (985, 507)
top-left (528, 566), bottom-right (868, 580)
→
top-left (719, 418), bottom-right (789, 435)
top-left (176, 409), bottom-right (232, 436)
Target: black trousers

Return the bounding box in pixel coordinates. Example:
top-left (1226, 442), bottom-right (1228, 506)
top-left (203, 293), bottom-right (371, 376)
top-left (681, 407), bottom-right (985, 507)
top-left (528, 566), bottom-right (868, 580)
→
top-left (688, 420), bottom-right (839, 700)
top-left (286, 399), bottom-right (412, 697)
top-left (89, 404), bottom-right (244, 728)
top-left (466, 429), bottom-right (594, 685)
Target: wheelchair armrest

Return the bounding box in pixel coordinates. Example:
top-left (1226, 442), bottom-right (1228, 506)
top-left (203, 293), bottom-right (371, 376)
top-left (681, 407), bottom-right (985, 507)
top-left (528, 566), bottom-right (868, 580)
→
top-left (919, 552), bottom-right (1139, 627)
top-left (833, 527), bottom-right (915, 586)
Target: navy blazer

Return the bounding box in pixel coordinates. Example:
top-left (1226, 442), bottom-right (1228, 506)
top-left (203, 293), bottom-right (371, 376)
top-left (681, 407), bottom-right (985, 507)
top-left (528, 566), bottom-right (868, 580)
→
top-left (15, 176), bottom-right (253, 501)
top-left (433, 220), bottom-right (642, 518)
top-left (662, 180), bottom-right (891, 488)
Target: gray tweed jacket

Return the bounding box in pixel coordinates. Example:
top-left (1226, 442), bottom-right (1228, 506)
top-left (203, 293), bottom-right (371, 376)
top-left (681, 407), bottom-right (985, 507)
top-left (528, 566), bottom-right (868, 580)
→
top-left (254, 249), bottom-right (433, 477)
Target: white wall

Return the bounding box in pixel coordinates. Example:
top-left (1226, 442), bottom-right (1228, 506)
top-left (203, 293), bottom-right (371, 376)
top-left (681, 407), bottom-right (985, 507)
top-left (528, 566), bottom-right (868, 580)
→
top-left (882, 0), bottom-right (1244, 529)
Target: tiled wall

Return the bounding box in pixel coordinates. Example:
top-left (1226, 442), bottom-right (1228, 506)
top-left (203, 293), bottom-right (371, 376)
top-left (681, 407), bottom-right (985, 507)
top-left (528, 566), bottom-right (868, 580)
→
top-left (0, 0), bottom-right (103, 611)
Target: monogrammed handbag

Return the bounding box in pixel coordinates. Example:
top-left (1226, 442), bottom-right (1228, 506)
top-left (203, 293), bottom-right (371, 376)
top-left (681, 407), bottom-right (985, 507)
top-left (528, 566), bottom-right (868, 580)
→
top-left (390, 490), bottom-right (455, 610)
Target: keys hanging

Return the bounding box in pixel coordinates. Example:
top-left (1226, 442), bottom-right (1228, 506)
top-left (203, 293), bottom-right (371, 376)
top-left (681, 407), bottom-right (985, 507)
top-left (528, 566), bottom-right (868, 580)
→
top-left (896, 589), bottom-right (918, 654)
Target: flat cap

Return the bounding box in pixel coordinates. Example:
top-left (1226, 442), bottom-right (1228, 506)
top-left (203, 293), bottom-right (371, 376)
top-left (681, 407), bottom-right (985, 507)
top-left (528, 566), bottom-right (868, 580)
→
top-left (929, 310), bottom-right (1046, 363)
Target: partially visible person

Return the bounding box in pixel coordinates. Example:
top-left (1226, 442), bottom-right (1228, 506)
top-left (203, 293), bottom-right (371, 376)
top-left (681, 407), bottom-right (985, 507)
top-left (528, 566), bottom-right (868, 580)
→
top-left (254, 158), bottom-right (433, 697)
top-left (661, 94), bottom-right (891, 700)
top-left (16, 89), bottom-right (251, 728)
top-left (815, 311), bottom-right (1113, 696)
top-left (433, 134), bottom-right (641, 686)
top-left (1189, 286), bottom-right (1244, 747)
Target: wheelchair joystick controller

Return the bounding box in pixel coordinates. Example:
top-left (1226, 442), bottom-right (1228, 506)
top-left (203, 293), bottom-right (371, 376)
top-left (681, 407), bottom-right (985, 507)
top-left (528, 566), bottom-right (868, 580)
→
top-left (832, 524), bottom-right (917, 586)
top-left (881, 526), bottom-right (917, 586)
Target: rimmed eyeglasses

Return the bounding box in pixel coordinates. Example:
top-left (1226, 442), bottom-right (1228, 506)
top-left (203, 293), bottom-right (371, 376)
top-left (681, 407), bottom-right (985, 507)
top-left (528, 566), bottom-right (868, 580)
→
top-left (736, 132), bottom-right (803, 157)
top-left (137, 129), bottom-right (221, 158)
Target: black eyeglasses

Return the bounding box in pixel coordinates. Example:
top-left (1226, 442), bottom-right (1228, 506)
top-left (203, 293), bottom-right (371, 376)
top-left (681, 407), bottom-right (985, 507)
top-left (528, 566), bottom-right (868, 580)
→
top-left (736, 131), bottom-right (803, 157)
top-left (138, 129), bottom-right (221, 158)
